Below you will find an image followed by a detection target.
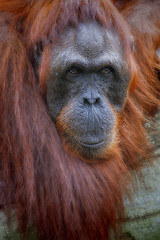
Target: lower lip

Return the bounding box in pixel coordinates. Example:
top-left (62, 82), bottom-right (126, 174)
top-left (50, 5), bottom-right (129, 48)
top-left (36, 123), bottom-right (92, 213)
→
top-left (80, 141), bottom-right (104, 148)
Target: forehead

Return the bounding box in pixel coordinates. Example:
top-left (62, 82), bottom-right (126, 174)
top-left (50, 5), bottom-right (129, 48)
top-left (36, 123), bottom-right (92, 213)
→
top-left (75, 22), bottom-right (122, 58)
top-left (75, 22), bottom-right (107, 58)
top-left (51, 21), bottom-right (124, 64)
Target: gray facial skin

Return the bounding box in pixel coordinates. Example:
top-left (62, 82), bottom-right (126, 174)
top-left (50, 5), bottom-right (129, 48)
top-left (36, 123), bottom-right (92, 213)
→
top-left (45, 21), bottom-right (131, 160)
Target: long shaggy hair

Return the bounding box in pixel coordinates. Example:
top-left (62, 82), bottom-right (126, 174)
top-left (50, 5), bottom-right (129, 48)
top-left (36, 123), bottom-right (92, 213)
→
top-left (0, 0), bottom-right (159, 239)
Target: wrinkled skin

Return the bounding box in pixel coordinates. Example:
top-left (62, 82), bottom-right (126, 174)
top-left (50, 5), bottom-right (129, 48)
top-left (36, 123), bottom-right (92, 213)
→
top-left (45, 21), bottom-right (131, 160)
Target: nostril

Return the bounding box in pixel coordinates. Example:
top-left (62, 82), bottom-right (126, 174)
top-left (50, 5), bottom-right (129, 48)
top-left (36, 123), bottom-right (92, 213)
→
top-left (83, 97), bottom-right (100, 106)
top-left (95, 97), bottom-right (100, 105)
top-left (83, 97), bottom-right (89, 105)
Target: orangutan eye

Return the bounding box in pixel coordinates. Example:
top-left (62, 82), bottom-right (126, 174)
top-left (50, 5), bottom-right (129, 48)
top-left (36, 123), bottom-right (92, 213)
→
top-left (67, 67), bottom-right (81, 77)
top-left (99, 67), bottom-right (112, 76)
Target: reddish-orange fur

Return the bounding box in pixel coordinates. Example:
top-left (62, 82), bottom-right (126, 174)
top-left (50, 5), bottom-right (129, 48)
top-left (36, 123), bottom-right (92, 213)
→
top-left (0, 0), bottom-right (159, 240)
